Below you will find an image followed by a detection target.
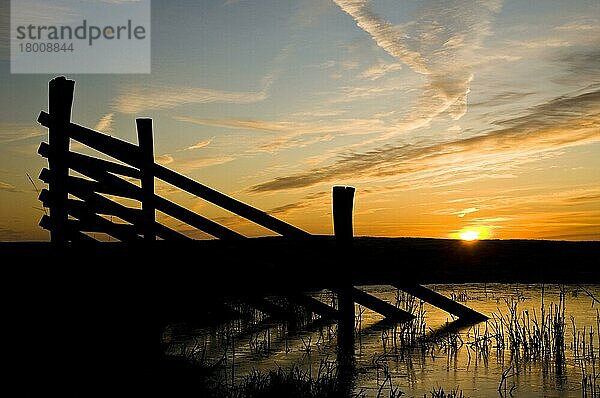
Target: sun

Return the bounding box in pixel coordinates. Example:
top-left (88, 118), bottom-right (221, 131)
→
top-left (453, 226), bottom-right (492, 241)
top-left (459, 230), bottom-right (480, 241)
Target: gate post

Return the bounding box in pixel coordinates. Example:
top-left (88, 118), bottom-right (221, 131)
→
top-left (136, 118), bottom-right (156, 241)
top-left (333, 186), bottom-right (355, 242)
top-left (48, 76), bottom-right (75, 244)
top-left (333, 185), bottom-right (356, 393)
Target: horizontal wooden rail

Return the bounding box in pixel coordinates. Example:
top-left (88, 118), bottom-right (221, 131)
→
top-left (40, 168), bottom-right (141, 200)
top-left (38, 111), bottom-right (142, 168)
top-left (71, 192), bottom-right (188, 241)
top-left (154, 164), bottom-right (310, 238)
top-left (38, 216), bottom-right (98, 242)
top-left (53, 199), bottom-right (142, 242)
top-left (39, 213), bottom-right (141, 242)
top-left (60, 164), bottom-right (242, 239)
top-left (40, 168), bottom-right (243, 240)
top-left (39, 189), bottom-right (189, 241)
top-left (57, 152), bottom-right (143, 200)
top-left (39, 142), bottom-right (141, 179)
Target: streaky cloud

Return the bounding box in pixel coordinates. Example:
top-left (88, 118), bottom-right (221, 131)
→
top-left (0, 124), bottom-right (45, 143)
top-left (155, 154), bottom-right (174, 165)
top-left (0, 181), bottom-right (17, 192)
top-left (94, 113), bottom-right (114, 134)
top-left (185, 137), bottom-right (214, 151)
top-left (333, 0), bottom-right (502, 125)
top-left (114, 85), bottom-right (267, 114)
top-left (249, 87), bottom-right (600, 193)
top-left (470, 91), bottom-right (534, 108)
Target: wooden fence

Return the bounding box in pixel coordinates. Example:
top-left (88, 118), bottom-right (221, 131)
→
top-left (36, 76), bottom-right (488, 329)
top-left (37, 76), bottom-right (310, 243)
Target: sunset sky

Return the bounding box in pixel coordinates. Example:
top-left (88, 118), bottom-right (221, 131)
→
top-left (1, 0), bottom-right (599, 241)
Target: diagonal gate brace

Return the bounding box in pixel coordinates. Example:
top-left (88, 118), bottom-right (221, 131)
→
top-left (287, 293), bottom-right (339, 320)
top-left (348, 287), bottom-right (415, 322)
top-left (393, 284), bottom-right (488, 322)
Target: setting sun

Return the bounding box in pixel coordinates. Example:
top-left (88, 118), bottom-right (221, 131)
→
top-left (453, 226), bottom-right (492, 241)
top-left (459, 230), bottom-right (480, 241)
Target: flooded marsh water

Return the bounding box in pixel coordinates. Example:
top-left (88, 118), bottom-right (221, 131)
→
top-left (164, 284), bottom-right (600, 397)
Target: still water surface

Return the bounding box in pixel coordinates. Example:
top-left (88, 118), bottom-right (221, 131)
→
top-left (165, 284), bottom-right (600, 397)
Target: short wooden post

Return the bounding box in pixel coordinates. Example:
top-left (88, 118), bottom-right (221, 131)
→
top-left (333, 186), bottom-right (355, 242)
top-left (333, 186), bottom-right (356, 366)
top-left (48, 76), bottom-right (75, 244)
top-left (136, 118), bottom-right (156, 241)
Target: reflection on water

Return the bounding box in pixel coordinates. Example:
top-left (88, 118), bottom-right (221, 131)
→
top-left (164, 284), bottom-right (600, 397)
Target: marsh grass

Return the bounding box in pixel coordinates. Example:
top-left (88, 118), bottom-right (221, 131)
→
top-left (572, 300), bottom-right (600, 397)
top-left (429, 386), bottom-right (468, 398)
top-left (163, 285), bottom-right (600, 397)
top-left (229, 361), bottom-right (349, 398)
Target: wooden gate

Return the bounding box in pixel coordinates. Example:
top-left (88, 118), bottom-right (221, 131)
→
top-left (36, 76), bottom-right (488, 325)
top-left (37, 76), bottom-right (310, 243)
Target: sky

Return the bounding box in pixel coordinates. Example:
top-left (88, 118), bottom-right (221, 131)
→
top-left (1, 0), bottom-right (599, 241)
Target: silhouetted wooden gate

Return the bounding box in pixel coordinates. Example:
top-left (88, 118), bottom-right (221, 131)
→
top-left (37, 76), bottom-right (310, 243)
top-left (36, 76), bottom-right (488, 326)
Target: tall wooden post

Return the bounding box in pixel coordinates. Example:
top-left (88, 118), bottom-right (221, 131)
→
top-left (333, 185), bottom-right (356, 393)
top-left (333, 186), bottom-right (356, 338)
top-left (136, 118), bottom-right (156, 241)
top-left (48, 76), bottom-right (75, 244)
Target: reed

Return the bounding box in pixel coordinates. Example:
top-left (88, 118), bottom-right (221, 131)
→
top-left (491, 286), bottom-right (566, 363)
top-left (393, 290), bottom-right (428, 349)
top-left (573, 305), bottom-right (600, 397)
top-left (450, 289), bottom-right (469, 303)
top-left (429, 386), bottom-right (468, 398)
top-left (226, 360), bottom-right (360, 398)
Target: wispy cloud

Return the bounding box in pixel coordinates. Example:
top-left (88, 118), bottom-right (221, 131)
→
top-left (269, 190), bottom-right (329, 216)
top-left (155, 154), bottom-right (174, 165)
top-left (0, 181), bottom-right (17, 192)
top-left (173, 156), bottom-right (235, 173)
top-left (94, 113), bottom-right (114, 134)
top-left (114, 41), bottom-right (292, 115)
top-left (470, 91), bottom-right (534, 108)
top-left (509, 38), bottom-right (571, 49)
top-left (555, 20), bottom-right (600, 32)
top-left (175, 116), bottom-right (286, 132)
top-left (333, 0), bottom-right (502, 126)
top-left (249, 87), bottom-right (600, 193)
top-left (175, 115), bottom-right (385, 151)
top-left (452, 207), bottom-right (480, 218)
top-left (555, 49), bottom-right (600, 81)
top-left (155, 151), bottom-right (231, 171)
top-left (184, 137), bottom-right (214, 151)
top-left (359, 59), bottom-right (402, 80)
top-left (114, 86), bottom-right (268, 114)
top-left (0, 123), bottom-right (45, 143)
top-left (0, 226), bottom-right (23, 240)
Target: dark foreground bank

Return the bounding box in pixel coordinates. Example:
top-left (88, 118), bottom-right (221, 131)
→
top-left (3, 237), bottom-right (599, 396)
